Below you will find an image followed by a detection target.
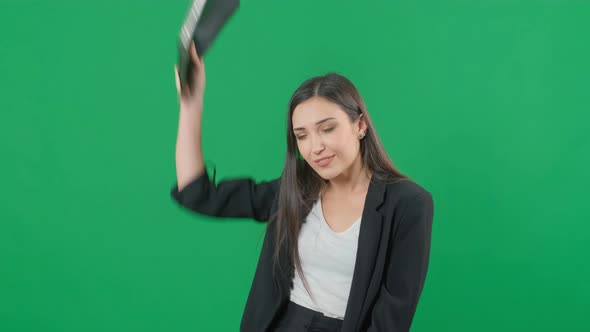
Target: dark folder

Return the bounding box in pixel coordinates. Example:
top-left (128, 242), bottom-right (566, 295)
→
top-left (177, 0), bottom-right (240, 90)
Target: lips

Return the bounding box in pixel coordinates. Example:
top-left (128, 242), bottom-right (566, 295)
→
top-left (314, 155), bottom-right (335, 166)
top-left (314, 155), bottom-right (334, 163)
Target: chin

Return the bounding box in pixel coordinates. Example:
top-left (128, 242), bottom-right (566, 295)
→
top-left (314, 168), bottom-right (339, 180)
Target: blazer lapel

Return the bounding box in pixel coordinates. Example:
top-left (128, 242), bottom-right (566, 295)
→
top-left (340, 174), bottom-right (387, 332)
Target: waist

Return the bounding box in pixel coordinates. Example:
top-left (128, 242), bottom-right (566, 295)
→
top-left (283, 300), bottom-right (344, 324)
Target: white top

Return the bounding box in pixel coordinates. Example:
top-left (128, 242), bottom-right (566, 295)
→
top-left (289, 193), bottom-right (362, 319)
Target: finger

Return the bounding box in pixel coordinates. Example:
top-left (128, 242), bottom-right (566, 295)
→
top-left (191, 42), bottom-right (198, 58)
top-left (200, 60), bottom-right (206, 77)
top-left (190, 42), bottom-right (202, 66)
top-left (174, 65), bottom-right (181, 93)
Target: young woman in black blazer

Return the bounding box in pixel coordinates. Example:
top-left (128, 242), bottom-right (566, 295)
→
top-left (172, 42), bottom-right (434, 332)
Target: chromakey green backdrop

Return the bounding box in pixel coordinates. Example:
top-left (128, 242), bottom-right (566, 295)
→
top-left (1, 0), bottom-right (588, 331)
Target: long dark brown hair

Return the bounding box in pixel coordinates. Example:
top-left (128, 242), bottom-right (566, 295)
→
top-left (268, 72), bottom-right (411, 300)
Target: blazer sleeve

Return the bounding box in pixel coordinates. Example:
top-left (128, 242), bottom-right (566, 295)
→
top-left (170, 166), bottom-right (281, 222)
top-left (366, 191), bottom-right (434, 332)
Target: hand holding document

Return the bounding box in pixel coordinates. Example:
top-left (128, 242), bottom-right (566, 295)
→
top-left (177, 0), bottom-right (240, 91)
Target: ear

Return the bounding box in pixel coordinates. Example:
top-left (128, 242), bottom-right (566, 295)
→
top-left (358, 113), bottom-right (367, 131)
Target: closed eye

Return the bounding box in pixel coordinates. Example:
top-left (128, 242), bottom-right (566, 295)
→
top-left (296, 127), bottom-right (334, 140)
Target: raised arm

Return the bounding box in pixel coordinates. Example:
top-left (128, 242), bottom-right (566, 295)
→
top-left (171, 41), bottom-right (280, 221)
top-left (173, 41), bottom-right (207, 191)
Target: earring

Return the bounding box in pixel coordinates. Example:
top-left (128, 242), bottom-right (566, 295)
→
top-left (359, 131), bottom-right (366, 139)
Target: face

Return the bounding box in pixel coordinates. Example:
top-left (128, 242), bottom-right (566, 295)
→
top-left (292, 96), bottom-right (366, 180)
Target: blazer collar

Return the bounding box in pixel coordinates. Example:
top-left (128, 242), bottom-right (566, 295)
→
top-left (340, 172), bottom-right (387, 332)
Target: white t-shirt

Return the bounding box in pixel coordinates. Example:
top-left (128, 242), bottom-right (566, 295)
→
top-left (289, 193), bottom-right (362, 319)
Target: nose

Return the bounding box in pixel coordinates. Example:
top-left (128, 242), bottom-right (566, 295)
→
top-left (311, 135), bottom-right (325, 155)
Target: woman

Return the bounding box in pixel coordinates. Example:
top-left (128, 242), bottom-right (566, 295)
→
top-left (171, 42), bottom-right (434, 332)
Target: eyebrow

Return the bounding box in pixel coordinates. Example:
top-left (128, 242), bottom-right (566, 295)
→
top-left (293, 117), bottom-right (336, 131)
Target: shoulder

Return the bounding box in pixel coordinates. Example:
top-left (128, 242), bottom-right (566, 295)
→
top-left (387, 178), bottom-right (431, 200)
top-left (380, 176), bottom-right (434, 215)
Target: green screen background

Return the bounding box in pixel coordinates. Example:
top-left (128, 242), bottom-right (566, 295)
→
top-left (1, 0), bottom-right (588, 331)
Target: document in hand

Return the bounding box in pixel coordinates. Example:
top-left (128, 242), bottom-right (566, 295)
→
top-left (177, 0), bottom-right (240, 89)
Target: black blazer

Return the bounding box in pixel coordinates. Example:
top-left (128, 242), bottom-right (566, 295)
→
top-left (171, 167), bottom-right (434, 332)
